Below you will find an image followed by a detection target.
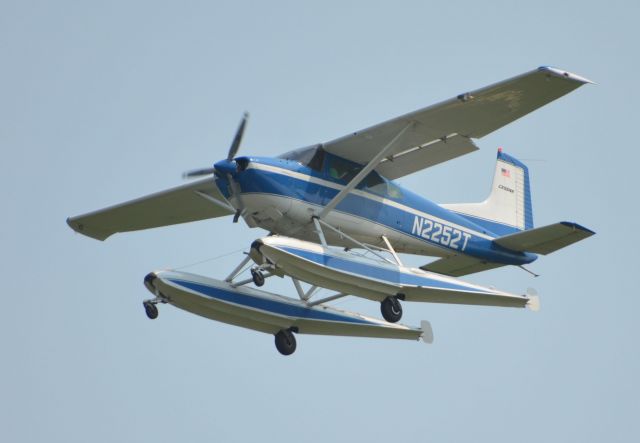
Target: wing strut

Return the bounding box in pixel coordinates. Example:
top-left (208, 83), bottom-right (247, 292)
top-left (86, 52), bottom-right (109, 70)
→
top-left (194, 191), bottom-right (235, 212)
top-left (307, 293), bottom-right (348, 307)
top-left (312, 216), bottom-right (328, 247)
top-left (313, 217), bottom-right (397, 265)
top-left (381, 235), bottom-right (403, 266)
top-left (317, 121), bottom-right (414, 220)
top-left (291, 278), bottom-right (319, 302)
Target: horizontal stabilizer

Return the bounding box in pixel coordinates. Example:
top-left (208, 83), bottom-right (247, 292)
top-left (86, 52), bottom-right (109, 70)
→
top-left (420, 255), bottom-right (507, 277)
top-left (494, 222), bottom-right (594, 255)
top-left (67, 178), bottom-right (233, 240)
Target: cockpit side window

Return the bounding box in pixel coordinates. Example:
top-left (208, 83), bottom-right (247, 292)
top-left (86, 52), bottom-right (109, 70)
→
top-left (324, 155), bottom-right (403, 199)
top-left (327, 155), bottom-right (361, 183)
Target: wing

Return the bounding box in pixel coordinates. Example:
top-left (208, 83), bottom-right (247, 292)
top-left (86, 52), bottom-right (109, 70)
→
top-left (322, 66), bottom-right (592, 180)
top-left (67, 178), bottom-right (234, 240)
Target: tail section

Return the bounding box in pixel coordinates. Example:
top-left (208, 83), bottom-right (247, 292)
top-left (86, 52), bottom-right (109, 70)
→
top-left (435, 149), bottom-right (594, 272)
top-left (442, 149), bottom-right (533, 235)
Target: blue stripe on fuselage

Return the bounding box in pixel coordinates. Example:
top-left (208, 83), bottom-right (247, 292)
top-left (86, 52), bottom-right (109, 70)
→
top-left (231, 157), bottom-right (535, 265)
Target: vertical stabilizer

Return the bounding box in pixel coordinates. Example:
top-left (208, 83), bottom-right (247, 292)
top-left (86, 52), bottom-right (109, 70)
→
top-left (442, 149), bottom-right (533, 235)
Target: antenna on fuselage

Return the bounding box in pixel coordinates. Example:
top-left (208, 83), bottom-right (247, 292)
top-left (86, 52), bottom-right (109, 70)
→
top-left (518, 265), bottom-right (540, 277)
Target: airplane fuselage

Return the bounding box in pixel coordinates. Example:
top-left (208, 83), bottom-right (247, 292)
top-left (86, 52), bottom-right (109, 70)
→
top-left (214, 154), bottom-right (536, 267)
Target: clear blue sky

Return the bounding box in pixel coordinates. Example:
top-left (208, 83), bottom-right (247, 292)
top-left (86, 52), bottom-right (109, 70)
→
top-left (2, 1), bottom-right (638, 442)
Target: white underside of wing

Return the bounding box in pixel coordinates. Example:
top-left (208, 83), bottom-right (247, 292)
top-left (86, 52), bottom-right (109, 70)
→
top-left (321, 66), bottom-right (591, 179)
top-left (67, 178), bottom-right (233, 240)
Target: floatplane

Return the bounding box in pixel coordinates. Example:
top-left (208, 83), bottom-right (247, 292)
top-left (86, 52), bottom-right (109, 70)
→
top-left (68, 66), bottom-right (594, 355)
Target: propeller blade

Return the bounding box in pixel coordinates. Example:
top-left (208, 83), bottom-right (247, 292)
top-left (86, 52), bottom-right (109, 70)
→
top-left (182, 167), bottom-right (216, 179)
top-left (227, 112), bottom-right (249, 161)
top-left (182, 112), bottom-right (249, 180)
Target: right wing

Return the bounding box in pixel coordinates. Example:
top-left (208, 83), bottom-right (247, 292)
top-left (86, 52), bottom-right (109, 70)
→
top-left (322, 66), bottom-right (592, 180)
top-left (67, 178), bottom-right (234, 241)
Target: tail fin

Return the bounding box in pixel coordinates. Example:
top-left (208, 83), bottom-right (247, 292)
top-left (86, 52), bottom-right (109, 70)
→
top-left (442, 149), bottom-right (533, 235)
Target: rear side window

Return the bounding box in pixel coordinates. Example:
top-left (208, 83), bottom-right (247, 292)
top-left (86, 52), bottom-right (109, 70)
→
top-left (362, 171), bottom-right (403, 200)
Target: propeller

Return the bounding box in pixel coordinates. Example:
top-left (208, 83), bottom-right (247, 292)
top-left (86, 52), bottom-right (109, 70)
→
top-left (182, 167), bottom-right (216, 179)
top-left (227, 112), bottom-right (248, 161)
top-left (182, 112), bottom-right (249, 179)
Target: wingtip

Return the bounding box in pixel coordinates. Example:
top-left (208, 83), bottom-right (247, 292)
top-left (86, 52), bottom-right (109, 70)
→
top-left (559, 221), bottom-right (596, 236)
top-left (538, 66), bottom-right (595, 85)
top-left (66, 216), bottom-right (82, 234)
top-left (66, 216), bottom-right (110, 241)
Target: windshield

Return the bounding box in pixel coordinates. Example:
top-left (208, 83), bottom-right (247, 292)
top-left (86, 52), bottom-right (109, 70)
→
top-left (278, 145), bottom-right (324, 172)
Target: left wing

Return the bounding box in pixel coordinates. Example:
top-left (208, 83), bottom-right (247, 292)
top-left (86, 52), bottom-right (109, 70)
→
top-left (67, 178), bottom-right (233, 241)
top-left (322, 66), bottom-right (592, 180)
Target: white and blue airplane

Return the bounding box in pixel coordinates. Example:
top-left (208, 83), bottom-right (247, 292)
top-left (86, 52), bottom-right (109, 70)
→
top-left (68, 66), bottom-right (594, 355)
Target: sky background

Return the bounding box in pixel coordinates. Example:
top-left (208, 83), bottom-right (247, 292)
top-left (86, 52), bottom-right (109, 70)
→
top-left (2, 1), bottom-right (638, 441)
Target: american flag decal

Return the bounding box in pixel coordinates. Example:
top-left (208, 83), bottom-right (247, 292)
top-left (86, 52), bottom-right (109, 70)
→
top-left (501, 168), bottom-right (510, 178)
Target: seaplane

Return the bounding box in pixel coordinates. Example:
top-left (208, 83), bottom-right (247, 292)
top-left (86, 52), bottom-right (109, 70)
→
top-left (67, 66), bottom-right (594, 355)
